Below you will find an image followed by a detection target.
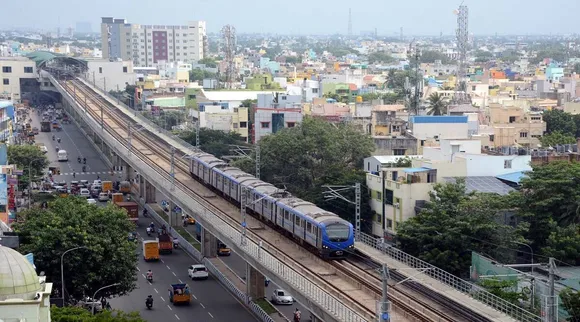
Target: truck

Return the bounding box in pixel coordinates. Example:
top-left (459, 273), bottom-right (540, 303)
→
top-left (168, 284), bottom-right (191, 305)
top-left (142, 240), bottom-right (159, 261)
top-left (40, 121), bottom-right (51, 132)
top-left (158, 233), bottom-right (173, 254)
top-left (102, 181), bottom-right (113, 192)
top-left (114, 201), bottom-right (139, 223)
top-left (112, 193), bottom-right (124, 203)
top-left (119, 181), bottom-right (131, 194)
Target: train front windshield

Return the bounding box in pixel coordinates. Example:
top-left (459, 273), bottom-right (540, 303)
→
top-left (326, 224), bottom-right (350, 242)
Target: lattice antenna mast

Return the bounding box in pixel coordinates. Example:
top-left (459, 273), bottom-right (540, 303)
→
top-left (221, 25), bottom-right (236, 89)
top-left (348, 8), bottom-right (352, 37)
top-left (453, 4), bottom-right (470, 104)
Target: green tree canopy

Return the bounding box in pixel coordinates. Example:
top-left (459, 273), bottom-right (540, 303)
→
top-left (284, 56), bottom-right (300, 64)
top-left (412, 50), bottom-right (452, 65)
top-left (180, 128), bottom-right (249, 159)
top-left (368, 52), bottom-right (396, 64)
top-left (539, 131), bottom-right (577, 147)
top-left (51, 306), bottom-right (145, 322)
top-left (13, 198), bottom-right (138, 301)
top-left (197, 57), bottom-right (217, 68)
top-left (560, 286), bottom-right (580, 322)
top-left (397, 180), bottom-right (523, 276)
top-left (540, 224), bottom-right (580, 266)
top-left (232, 117), bottom-right (375, 227)
top-left (142, 111), bottom-right (186, 131)
top-left (519, 161), bottom-right (580, 250)
top-left (478, 279), bottom-right (527, 305)
top-left (542, 109), bottom-right (577, 136)
top-left (240, 99), bottom-right (257, 108)
top-left (189, 68), bottom-right (216, 82)
top-left (8, 144), bottom-right (49, 189)
top-left (426, 92), bottom-right (448, 116)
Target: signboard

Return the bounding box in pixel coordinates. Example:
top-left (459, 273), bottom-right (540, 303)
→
top-left (0, 144), bottom-right (6, 165)
top-left (8, 184), bottom-right (15, 211)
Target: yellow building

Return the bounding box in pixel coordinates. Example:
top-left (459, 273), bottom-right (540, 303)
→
top-left (487, 103), bottom-right (546, 147)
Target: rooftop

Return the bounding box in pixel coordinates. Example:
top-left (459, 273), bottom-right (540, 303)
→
top-left (411, 116), bottom-right (468, 124)
top-left (0, 246), bottom-right (41, 301)
top-left (443, 176), bottom-right (515, 195)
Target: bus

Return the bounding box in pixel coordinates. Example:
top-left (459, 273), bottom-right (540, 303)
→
top-left (57, 150), bottom-right (68, 162)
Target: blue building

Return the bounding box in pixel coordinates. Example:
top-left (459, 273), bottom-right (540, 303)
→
top-left (0, 101), bottom-right (15, 143)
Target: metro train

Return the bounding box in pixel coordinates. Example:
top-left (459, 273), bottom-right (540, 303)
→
top-left (189, 152), bottom-right (354, 259)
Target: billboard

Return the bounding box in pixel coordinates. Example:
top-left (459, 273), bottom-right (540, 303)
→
top-left (0, 144), bottom-right (6, 165)
top-left (0, 174), bottom-right (7, 206)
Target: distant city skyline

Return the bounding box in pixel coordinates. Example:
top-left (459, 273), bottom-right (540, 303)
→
top-left (1, 0), bottom-right (579, 36)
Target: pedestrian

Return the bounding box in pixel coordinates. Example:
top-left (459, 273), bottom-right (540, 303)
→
top-left (73, 172), bottom-right (76, 178)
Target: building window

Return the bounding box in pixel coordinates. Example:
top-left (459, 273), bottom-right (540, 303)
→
top-left (233, 123), bottom-right (239, 129)
top-left (261, 122), bottom-right (270, 128)
top-left (312, 88), bottom-right (318, 93)
top-left (509, 116), bottom-right (516, 123)
top-left (123, 66), bottom-right (128, 73)
top-left (376, 191), bottom-right (382, 201)
top-left (240, 122), bottom-right (247, 128)
top-left (2, 79), bottom-right (8, 85)
top-left (2, 66), bottom-right (11, 73)
top-left (233, 108), bottom-right (239, 113)
top-left (489, 134), bottom-right (495, 142)
top-left (504, 160), bottom-right (512, 169)
top-left (24, 67), bottom-right (33, 73)
top-left (519, 132), bottom-right (528, 138)
top-left (99, 67), bottom-right (103, 73)
top-left (188, 94), bottom-right (196, 99)
top-left (199, 106), bottom-right (205, 112)
top-left (384, 189), bottom-right (394, 205)
top-left (287, 122), bottom-right (296, 128)
top-left (393, 149), bottom-right (406, 156)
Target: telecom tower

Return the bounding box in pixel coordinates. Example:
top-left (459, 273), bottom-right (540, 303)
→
top-left (221, 25), bottom-right (236, 89)
top-left (348, 9), bottom-right (352, 37)
top-left (452, 4), bottom-right (471, 105)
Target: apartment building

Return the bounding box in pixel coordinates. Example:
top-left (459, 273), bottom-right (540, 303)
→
top-left (101, 17), bottom-right (206, 67)
top-left (0, 57), bottom-right (36, 102)
top-left (485, 103), bottom-right (546, 147)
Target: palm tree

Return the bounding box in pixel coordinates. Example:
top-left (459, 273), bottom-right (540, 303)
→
top-left (427, 92), bottom-right (448, 116)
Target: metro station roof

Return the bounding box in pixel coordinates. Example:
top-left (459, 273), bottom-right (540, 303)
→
top-left (24, 51), bottom-right (88, 69)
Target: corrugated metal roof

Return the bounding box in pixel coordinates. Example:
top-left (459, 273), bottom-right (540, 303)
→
top-left (403, 167), bottom-right (430, 173)
top-left (496, 171), bottom-right (528, 184)
top-left (443, 176), bottom-right (515, 195)
top-left (411, 116), bottom-right (468, 124)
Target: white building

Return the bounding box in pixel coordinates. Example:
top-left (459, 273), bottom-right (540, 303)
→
top-left (101, 17), bottom-right (206, 67)
top-left (85, 59), bottom-right (136, 92)
top-left (409, 116), bottom-right (469, 141)
top-left (0, 246), bottom-right (53, 322)
top-left (0, 57), bottom-right (37, 102)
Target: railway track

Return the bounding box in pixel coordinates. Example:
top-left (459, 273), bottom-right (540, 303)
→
top-left (63, 78), bottom-right (491, 322)
top-left (64, 79), bottom-right (379, 321)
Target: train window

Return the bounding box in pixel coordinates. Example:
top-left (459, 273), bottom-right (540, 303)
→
top-left (306, 222), bottom-right (312, 232)
top-left (295, 215), bottom-right (300, 225)
top-left (284, 210), bottom-right (290, 220)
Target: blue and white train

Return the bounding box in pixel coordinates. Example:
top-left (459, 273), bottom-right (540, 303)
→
top-left (189, 153), bottom-right (354, 259)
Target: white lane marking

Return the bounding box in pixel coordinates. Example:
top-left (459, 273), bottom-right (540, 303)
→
top-left (166, 265), bottom-right (171, 270)
top-left (141, 274), bottom-right (146, 279)
top-left (208, 312), bottom-right (214, 318)
top-left (167, 304), bottom-right (173, 311)
top-left (154, 288), bottom-right (158, 293)
top-left (174, 314), bottom-right (180, 320)
top-left (200, 302), bottom-right (205, 309)
top-left (160, 259), bottom-right (165, 263)
top-left (172, 272), bottom-right (176, 276)
top-left (178, 279), bottom-right (183, 283)
top-left (192, 294), bottom-right (197, 300)
top-left (160, 296), bottom-right (166, 302)
top-left (137, 267), bottom-right (140, 271)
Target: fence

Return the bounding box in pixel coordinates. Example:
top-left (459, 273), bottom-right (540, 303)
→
top-left (55, 75), bottom-right (368, 322)
top-left (358, 232), bottom-right (542, 322)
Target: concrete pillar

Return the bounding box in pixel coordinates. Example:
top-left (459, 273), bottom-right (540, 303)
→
top-left (201, 227), bottom-right (217, 258)
top-left (144, 180), bottom-right (156, 203)
top-left (124, 162), bottom-right (131, 181)
top-left (245, 264), bottom-right (265, 302)
top-left (139, 176), bottom-right (146, 201)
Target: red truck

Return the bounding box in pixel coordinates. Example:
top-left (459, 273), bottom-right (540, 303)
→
top-left (158, 233), bottom-right (173, 254)
top-left (114, 201), bottom-right (139, 223)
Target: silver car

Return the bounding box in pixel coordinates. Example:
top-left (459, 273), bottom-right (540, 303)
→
top-left (271, 289), bottom-right (295, 305)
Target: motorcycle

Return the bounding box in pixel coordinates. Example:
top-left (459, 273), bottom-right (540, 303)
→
top-left (146, 275), bottom-right (153, 283)
top-left (146, 227), bottom-right (152, 236)
top-left (78, 157), bottom-right (81, 163)
top-left (173, 241), bottom-right (179, 249)
top-left (145, 299), bottom-right (153, 310)
top-left (83, 158), bottom-right (86, 164)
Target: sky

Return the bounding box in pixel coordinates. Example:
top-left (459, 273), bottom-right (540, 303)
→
top-left (1, 0), bottom-right (579, 36)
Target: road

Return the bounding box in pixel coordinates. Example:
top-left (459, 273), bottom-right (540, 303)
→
top-left (155, 191), bottom-right (304, 320)
top-left (32, 107), bottom-right (257, 321)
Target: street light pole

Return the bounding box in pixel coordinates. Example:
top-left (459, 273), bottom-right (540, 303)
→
top-left (92, 283), bottom-right (120, 314)
top-left (61, 246), bottom-right (88, 306)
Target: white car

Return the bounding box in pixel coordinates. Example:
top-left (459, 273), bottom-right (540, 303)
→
top-left (187, 264), bottom-right (209, 280)
top-left (79, 188), bottom-right (90, 198)
top-left (40, 146), bottom-right (48, 154)
top-left (271, 289), bottom-right (295, 305)
top-left (98, 192), bottom-right (109, 202)
top-left (87, 199), bottom-right (97, 205)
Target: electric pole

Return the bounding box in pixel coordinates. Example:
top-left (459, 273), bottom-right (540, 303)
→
top-left (255, 144), bottom-right (261, 180)
top-left (379, 264), bottom-right (391, 322)
top-left (322, 183), bottom-right (361, 239)
top-left (170, 146), bottom-right (175, 191)
top-left (240, 185), bottom-right (247, 246)
top-left (548, 257), bottom-right (556, 322)
top-left (195, 119), bottom-right (200, 148)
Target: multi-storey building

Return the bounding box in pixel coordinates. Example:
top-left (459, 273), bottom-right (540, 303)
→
top-left (101, 17), bottom-right (206, 67)
top-left (0, 57), bottom-right (37, 102)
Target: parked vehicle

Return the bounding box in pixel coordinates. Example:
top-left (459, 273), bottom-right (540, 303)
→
top-left (79, 188), bottom-right (90, 198)
top-left (98, 192), bottom-right (109, 202)
top-left (87, 199), bottom-right (97, 205)
top-left (187, 264), bottom-right (208, 280)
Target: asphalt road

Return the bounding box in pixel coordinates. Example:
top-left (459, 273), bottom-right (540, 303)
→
top-left (32, 107), bottom-right (257, 321)
top-left (155, 190), bottom-right (305, 320)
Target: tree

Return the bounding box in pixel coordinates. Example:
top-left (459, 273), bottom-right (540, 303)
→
top-left (198, 57), bottom-right (217, 68)
top-left (540, 131), bottom-right (577, 147)
top-left (12, 198), bottom-right (138, 301)
top-left (386, 156), bottom-right (413, 167)
top-left (574, 63), bottom-right (580, 75)
top-left (284, 56), bottom-right (300, 64)
top-left (542, 110), bottom-right (576, 136)
top-left (360, 93), bottom-right (380, 102)
top-left (240, 99), bottom-right (257, 108)
top-left (8, 145), bottom-right (49, 189)
top-left (412, 50), bottom-right (451, 64)
top-left (479, 279), bottom-right (528, 305)
top-left (397, 180), bottom-right (523, 276)
top-left (189, 68), bottom-right (216, 82)
top-left (180, 128), bottom-right (249, 159)
top-left (232, 117), bottom-right (375, 227)
top-left (426, 92), bottom-right (448, 116)
top-left (541, 224), bottom-right (580, 266)
top-left (560, 287), bottom-right (580, 322)
top-left (368, 52), bottom-right (396, 64)
top-left (519, 161), bottom-right (580, 250)
top-left (51, 306), bottom-right (146, 322)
